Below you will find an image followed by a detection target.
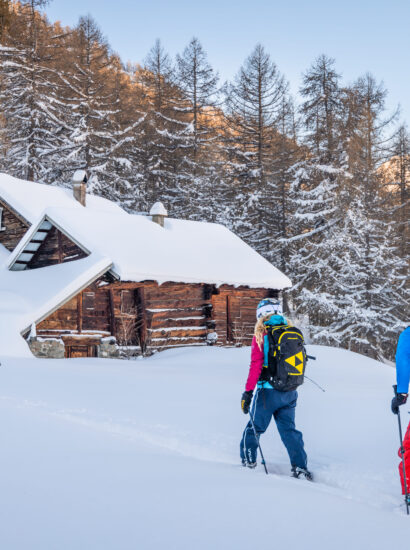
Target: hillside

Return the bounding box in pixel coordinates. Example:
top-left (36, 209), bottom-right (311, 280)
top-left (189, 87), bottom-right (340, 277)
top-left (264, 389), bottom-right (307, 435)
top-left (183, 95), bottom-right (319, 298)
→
top-left (0, 345), bottom-right (408, 549)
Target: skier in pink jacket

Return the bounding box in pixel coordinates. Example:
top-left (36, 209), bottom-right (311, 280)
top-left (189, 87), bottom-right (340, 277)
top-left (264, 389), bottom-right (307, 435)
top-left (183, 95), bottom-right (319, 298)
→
top-left (240, 298), bottom-right (311, 479)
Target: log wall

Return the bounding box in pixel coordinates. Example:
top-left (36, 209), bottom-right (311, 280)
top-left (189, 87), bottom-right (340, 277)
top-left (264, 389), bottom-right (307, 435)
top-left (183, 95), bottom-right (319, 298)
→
top-left (0, 199), bottom-right (30, 251)
top-left (211, 287), bottom-right (274, 346)
top-left (27, 226), bottom-right (88, 269)
top-left (36, 278), bottom-right (278, 353)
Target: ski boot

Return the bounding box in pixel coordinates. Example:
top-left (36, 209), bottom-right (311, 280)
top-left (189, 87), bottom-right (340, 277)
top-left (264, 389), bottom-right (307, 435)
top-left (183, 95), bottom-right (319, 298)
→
top-left (241, 459), bottom-right (257, 469)
top-left (291, 466), bottom-right (313, 481)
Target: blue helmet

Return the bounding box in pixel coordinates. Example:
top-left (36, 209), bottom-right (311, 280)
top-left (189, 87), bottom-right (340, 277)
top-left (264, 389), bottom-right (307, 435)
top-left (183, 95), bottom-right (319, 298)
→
top-left (256, 298), bottom-right (283, 320)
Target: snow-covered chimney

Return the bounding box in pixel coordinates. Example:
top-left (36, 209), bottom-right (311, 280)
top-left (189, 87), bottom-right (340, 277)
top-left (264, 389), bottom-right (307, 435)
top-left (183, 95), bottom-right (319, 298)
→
top-left (72, 170), bottom-right (88, 207)
top-left (150, 202), bottom-right (168, 227)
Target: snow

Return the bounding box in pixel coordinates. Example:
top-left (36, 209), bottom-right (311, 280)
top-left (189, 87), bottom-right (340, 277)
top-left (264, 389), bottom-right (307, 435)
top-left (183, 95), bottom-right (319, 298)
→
top-left (72, 169), bottom-right (87, 183)
top-left (9, 206), bottom-right (291, 289)
top-left (0, 173), bottom-right (123, 224)
top-left (149, 201), bottom-right (168, 216)
top-left (0, 253), bottom-right (112, 355)
top-left (0, 344), bottom-right (408, 549)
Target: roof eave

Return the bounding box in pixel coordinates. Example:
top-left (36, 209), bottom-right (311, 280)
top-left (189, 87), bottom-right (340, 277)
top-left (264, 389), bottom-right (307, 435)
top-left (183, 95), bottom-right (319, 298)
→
top-left (21, 260), bottom-right (113, 336)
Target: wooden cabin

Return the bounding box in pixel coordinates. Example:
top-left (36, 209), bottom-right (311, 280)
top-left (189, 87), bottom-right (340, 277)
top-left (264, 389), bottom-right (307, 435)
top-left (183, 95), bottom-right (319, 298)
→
top-left (0, 172), bottom-right (292, 358)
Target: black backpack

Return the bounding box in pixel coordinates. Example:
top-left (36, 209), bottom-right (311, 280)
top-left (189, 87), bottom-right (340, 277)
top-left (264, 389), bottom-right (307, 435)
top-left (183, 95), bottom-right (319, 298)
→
top-left (259, 324), bottom-right (306, 392)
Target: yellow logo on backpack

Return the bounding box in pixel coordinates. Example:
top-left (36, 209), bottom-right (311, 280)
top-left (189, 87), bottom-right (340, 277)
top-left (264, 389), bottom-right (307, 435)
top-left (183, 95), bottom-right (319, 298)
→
top-left (285, 351), bottom-right (304, 375)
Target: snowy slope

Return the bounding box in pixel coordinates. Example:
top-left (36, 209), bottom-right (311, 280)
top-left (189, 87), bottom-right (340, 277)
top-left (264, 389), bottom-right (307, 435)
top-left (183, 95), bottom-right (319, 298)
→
top-left (0, 345), bottom-right (408, 549)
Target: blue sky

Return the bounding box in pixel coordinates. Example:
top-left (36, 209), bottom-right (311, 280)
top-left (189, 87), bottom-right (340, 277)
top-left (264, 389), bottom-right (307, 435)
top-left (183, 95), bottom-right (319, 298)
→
top-left (45, 0), bottom-right (409, 124)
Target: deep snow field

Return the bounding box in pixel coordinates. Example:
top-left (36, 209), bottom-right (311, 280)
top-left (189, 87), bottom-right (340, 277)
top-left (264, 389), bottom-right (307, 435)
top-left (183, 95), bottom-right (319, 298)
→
top-left (0, 345), bottom-right (408, 549)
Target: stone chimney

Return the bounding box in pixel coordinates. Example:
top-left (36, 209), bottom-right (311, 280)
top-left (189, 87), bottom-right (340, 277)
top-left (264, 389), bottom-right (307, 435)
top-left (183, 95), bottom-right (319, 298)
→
top-left (149, 202), bottom-right (168, 227)
top-left (72, 170), bottom-right (88, 207)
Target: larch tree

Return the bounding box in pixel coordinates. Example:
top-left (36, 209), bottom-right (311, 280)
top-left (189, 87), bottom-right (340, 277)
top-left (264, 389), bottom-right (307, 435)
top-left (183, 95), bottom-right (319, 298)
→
top-left (388, 125), bottom-right (410, 259)
top-left (0, 0), bottom-right (70, 182)
top-left (223, 44), bottom-right (288, 255)
top-left (0, 0), bottom-right (10, 42)
top-left (140, 39), bottom-right (193, 216)
top-left (330, 75), bottom-right (406, 359)
top-left (175, 37), bottom-right (220, 220)
top-left (287, 55), bottom-right (346, 331)
top-left (60, 15), bottom-right (117, 191)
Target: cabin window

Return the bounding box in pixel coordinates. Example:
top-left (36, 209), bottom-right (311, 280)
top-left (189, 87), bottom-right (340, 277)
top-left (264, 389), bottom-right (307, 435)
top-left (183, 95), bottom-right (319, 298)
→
top-left (83, 292), bottom-right (95, 310)
top-left (0, 207), bottom-right (5, 231)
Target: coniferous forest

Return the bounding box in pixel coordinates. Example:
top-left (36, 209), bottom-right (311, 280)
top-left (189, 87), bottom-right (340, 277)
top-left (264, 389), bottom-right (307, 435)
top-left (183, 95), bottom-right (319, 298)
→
top-left (0, 1), bottom-right (408, 360)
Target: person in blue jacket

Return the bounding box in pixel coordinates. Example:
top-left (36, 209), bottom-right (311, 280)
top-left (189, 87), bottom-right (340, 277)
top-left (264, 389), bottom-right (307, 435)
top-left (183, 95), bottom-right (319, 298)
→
top-left (391, 327), bottom-right (410, 414)
top-left (391, 326), bottom-right (410, 499)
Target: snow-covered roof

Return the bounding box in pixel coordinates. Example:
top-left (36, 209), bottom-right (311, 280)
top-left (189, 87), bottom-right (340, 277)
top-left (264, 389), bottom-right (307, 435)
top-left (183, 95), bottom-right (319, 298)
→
top-left (9, 207), bottom-right (292, 289)
top-left (1, 173), bottom-right (292, 289)
top-left (0, 173), bottom-right (123, 224)
top-left (0, 249), bottom-right (112, 354)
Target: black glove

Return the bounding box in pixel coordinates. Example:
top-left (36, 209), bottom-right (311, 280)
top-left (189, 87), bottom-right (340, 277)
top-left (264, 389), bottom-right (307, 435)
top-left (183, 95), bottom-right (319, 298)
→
top-left (241, 390), bottom-right (253, 414)
top-left (391, 393), bottom-right (408, 414)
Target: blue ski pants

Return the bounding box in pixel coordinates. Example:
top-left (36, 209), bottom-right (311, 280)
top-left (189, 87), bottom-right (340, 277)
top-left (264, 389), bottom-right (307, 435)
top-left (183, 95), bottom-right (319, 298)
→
top-left (240, 387), bottom-right (307, 469)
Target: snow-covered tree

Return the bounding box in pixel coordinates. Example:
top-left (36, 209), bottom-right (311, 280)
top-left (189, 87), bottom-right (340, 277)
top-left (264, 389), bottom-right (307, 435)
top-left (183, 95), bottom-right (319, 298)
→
top-left (223, 44), bottom-right (288, 253)
top-left (58, 14), bottom-right (118, 189)
top-left (175, 37), bottom-right (220, 220)
top-left (287, 55), bottom-right (346, 328)
top-left (140, 39), bottom-right (194, 217)
top-left (388, 125), bottom-right (410, 259)
top-left (340, 74), bottom-right (407, 358)
top-left (0, 0), bottom-right (70, 181)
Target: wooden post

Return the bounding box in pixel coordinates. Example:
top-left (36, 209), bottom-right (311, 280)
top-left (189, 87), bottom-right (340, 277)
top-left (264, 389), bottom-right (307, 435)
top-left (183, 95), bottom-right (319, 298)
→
top-left (226, 294), bottom-right (232, 343)
top-left (108, 289), bottom-right (115, 337)
top-left (77, 293), bottom-right (83, 333)
top-left (136, 288), bottom-right (147, 353)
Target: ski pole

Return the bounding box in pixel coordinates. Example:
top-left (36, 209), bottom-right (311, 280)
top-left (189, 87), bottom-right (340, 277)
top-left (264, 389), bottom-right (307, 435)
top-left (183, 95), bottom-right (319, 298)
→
top-left (248, 408), bottom-right (269, 475)
top-left (304, 355), bottom-right (325, 392)
top-left (393, 385), bottom-right (409, 515)
top-left (305, 375), bottom-right (326, 392)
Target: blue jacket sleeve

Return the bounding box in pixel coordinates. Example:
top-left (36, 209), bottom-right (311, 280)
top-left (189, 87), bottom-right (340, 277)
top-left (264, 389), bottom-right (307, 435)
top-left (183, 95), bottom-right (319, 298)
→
top-left (396, 327), bottom-right (410, 393)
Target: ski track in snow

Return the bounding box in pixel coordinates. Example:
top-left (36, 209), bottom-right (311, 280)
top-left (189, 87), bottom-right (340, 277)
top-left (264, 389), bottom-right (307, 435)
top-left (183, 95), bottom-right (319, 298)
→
top-left (0, 385), bottom-right (402, 516)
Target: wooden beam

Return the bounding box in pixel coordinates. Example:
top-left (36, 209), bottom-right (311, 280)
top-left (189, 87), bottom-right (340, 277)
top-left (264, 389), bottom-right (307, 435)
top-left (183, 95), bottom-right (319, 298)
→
top-left (0, 198), bottom-right (30, 227)
top-left (57, 229), bottom-right (63, 264)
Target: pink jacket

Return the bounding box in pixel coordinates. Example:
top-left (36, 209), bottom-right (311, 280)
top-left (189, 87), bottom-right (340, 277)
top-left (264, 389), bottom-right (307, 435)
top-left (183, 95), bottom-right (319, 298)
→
top-left (245, 335), bottom-right (265, 392)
